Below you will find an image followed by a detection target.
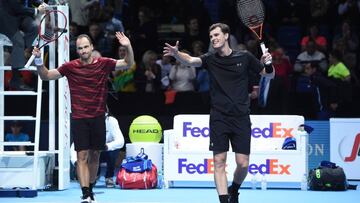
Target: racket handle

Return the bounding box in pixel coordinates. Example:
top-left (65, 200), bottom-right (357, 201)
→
top-left (260, 42), bottom-right (271, 65)
top-left (24, 55), bottom-right (36, 69)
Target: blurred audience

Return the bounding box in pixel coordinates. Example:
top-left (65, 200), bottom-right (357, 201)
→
top-left (11, 0), bottom-right (358, 119)
top-left (129, 6), bottom-right (158, 62)
top-left (300, 24), bottom-right (328, 53)
top-left (168, 50), bottom-right (196, 92)
top-left (294, 40), bottom-right (328, 73)
top-left (134, 50), bottom-right (161, 93)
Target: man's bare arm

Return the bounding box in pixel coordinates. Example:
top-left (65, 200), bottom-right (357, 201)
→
top-left (32, 47), bottom-right (62, 80)
top-left (115, 32), bottom-right (135, 71)
top-left (163, 41), bottom-right (202, 67)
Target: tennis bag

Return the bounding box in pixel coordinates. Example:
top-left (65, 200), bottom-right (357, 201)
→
top-left (116, 163), bottom-right (158, 189)
top-left (116, 148), bottom-right (158, 189)
top-left (308, 161), bottom-right (347, 191)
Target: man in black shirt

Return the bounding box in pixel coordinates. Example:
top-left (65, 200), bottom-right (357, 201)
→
top-left (164, 23), bottom-right (274, 203)
top-left (0, 0), bottom-right (47, 90)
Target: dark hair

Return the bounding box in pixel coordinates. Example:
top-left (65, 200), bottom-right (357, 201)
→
top-left (11, 120), bottom-right (22, 127)
top-left (76, 34), bottom-right (93, 45)
top-left (330, 49), bottom-right (343, 61)
top-left (209, 23), bottom-right (230, 34)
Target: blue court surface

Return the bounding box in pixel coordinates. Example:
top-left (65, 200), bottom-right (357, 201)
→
top-left (1, 180), bottom-right (359, 203)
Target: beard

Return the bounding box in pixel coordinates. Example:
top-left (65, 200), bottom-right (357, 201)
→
top-left (79, 52), bottom-right (91, 61)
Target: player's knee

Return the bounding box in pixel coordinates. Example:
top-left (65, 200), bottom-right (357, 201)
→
top-left (77, 151), bottom-right (88, 163)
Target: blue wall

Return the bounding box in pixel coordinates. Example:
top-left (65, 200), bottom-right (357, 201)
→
top-left (305, 121), bottom-right (330, 170)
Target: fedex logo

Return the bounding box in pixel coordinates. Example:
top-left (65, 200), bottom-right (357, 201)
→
top-left (178, 158), bottom-right (214, 174)
top-left (182, 122), bottom-right (209, 138)
top-left (178, 158), bottom-right (290, 175)
top-left (344, 133), bottom-right (360, 162)
top-left (252, 123), bottom-right (294, 138)
top-left (248, 159), bottom-right (291, 175)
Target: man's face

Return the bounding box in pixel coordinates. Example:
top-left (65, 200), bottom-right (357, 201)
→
top-left (306, 42), bottom-right (316, 55)
top-left (89, 24), bottom-right (100, 38)
top-left (11, 125), bottom-right (22, 134)
top-left (118, 46), bottom-right (127, 59)
top-left (188, 19), bottom-right (199, 31)
top-left (209, 27), bottom-right (228, 50)
top-left (76, 37), bottom-right (93, 61)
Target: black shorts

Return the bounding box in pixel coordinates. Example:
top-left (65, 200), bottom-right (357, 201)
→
top-left (72, 115), bottom-right (106, 151)
top-left (209, 110), bottom-right (251, 155)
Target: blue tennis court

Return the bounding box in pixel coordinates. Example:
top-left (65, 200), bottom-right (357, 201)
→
top-left (1, 179), bottom-right (359, 203)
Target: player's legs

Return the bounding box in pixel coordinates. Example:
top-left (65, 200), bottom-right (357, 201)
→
top-left (209, 110), bottom-right (232, 203)
top-left (19, 16), bottom-right (37, 49)
top-left (87, 115), bottom-right (106, 202)
top-left (72, 118), bottom-right (93, 202)
top-left (76, 150), bottom-right (90, 188)
top-left (88, 150), bottom-right (101, 184)
top-left (233, 153), bottom-right (249, 185)
top-left (213, 151), bottom-right (228, 195)
top-left (228, 115), bottom-right (251, 203)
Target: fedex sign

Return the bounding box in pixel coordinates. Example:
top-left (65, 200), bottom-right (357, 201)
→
top-left (178, 158), bottom-right (214, 174)
top-left (248, 159), bottom-right (291, 175)
top-left (252, 123), bottom-right (294, 138)
top-left (178, 158), bottom-right (291, 175)
top-left (182, 122), bottom-right (209, 138)
top-left (183, 121), bottom-right (294, 138)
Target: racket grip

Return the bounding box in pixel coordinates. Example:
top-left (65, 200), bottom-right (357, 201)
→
top-left (24, 55), bottom-right (36, 68)
top-left (260, 42), bottom-right (267, 54)
top-left (260, 42), bottom-right (271, 65)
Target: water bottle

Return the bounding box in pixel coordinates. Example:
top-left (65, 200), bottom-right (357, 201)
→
top-left (301, 173), bottom-right (308, 191)
top-left (261, 174), bottom-right (267, 190)
top-left (157, 171), bottom-right (164, 189)
top-left (251, 174), bottom-right (257, 190)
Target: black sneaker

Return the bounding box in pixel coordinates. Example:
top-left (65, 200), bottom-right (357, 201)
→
top-left (90, 192), bottom-right (97, 203)
top-left (228, 186), bottom-right (239, 203)
top-left (80, 196), bottom-right (91, 203)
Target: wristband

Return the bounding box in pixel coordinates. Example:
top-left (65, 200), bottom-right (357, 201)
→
top-left (34, 57), bottom-right (43, 66)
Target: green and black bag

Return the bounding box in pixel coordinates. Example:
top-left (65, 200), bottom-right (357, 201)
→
top-left (308, 165), bottom-right (347, 191)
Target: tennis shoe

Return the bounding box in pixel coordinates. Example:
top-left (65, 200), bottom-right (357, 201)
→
top-left (228, 186), bottom-right (239, 203)
top-left (80, 196), bottom-right (91, 203)
top-left (90, 192), bottom-right (97, 203)
top-left (105, 178), bottom-right (115, 188)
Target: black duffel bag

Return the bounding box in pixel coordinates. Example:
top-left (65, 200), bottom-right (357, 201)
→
top-left (308, 165), bottom-right (347, 191)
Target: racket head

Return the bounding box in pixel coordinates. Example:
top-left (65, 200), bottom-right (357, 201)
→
top-left (236, 0), bottom-right (265, 40)
top-left (37, 9), bottom-right (67, 48)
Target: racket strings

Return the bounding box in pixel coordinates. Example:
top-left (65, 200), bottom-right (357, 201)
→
top-left (237, 0), bottom-right (265, 27)
top-left (237, 0), bottom-right (265, 40)
top-left (39, 10), bottom-right (65, 42)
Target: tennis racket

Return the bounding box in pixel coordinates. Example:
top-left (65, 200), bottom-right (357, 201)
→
top-left (236, 0), bottom-right (270, 65)
top-left (24, 8), bottom-right (67, 68)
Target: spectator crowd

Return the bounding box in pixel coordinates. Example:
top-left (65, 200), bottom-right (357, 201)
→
top-left (2, 0), bottom-right (360, 120)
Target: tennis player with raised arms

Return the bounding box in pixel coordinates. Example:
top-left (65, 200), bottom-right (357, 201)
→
top-left (31, 31), bottom-right (134, 203)
top-left (163, 22), bottom-right (274, 203)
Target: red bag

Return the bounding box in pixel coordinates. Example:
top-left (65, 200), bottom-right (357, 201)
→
top-left (116, 164), bottom-right (158, 189)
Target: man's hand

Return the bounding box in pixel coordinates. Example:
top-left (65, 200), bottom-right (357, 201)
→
top-left (163, 41), bottom-right (180, 57)
top-left (32, 47), bottom-right (42, 58)
top-left (116, 32), bottom-right (131, 47)
top-left (37, 3), bottom-right (48, 15)
top-left (260, 52), bottom-right (272, 66)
